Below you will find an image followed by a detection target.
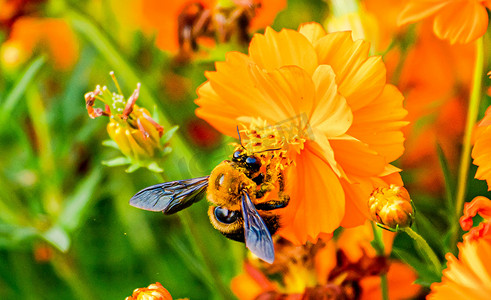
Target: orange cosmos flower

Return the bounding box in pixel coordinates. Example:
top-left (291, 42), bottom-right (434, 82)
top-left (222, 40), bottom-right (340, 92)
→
top-left (398, 0), bottom-right (491, 44)
top-left (231, 222), bottom-right (420, 299)
top-left (195, 22), bottom-right (408, 244)
top-left (428, 196), bottom-right (491, 299)
top-left (1, 16), bottom-right (78, 70)
top-left (395, 23), bottom-right (474, 195)
top-left (141, 0), bottom-right (286, 58)
top-left (472, 105), bottom-right (491, 191)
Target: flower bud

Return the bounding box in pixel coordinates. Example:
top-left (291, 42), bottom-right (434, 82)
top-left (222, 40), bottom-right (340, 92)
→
top-left (125, 282), bottom-right (173, 300)
top-left (368, 185), bottom-right (414, 230)
top-left (84, 72), bottom-right (174, 173)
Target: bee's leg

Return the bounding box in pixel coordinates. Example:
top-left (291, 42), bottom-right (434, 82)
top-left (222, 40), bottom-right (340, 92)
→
top-left (254, 195), bottom-right (290, 210)
top-left (255, 170), bottom-right (290, 211)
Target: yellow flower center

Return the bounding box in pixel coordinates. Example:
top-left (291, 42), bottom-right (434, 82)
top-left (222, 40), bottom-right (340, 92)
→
top-left (239, 116), bottom-right (312, 155)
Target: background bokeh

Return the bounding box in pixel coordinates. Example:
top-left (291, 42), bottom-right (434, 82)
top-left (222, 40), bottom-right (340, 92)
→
top-left (0, 0), bottom-right (490, 299)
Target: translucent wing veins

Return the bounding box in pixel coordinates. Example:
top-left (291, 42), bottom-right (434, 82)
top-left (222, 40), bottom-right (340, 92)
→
top-left (241, 191), bottom-right (275, 264)
top-left (130, 176), bottom-right (209, 214)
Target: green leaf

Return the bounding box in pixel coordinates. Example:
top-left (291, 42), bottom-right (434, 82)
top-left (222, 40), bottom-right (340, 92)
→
top-left (102, 156), bottom-right (130, 167)
top-left (57, 167), bottom-right (103, 232)
top-left (41, 226), bottom-right (70, 252)
top-left (392, 247), bottom-right (441, 286)
top-left (0, 56), bottom-right (46, 120)
top-left (0, 224), bottom-right (37, 246)
top-left (161, 125), bottom-right (179, 144)
top-left (436, 142), bottom-right (455, 214)
top-left (102, 139), bottom-right (120, 150)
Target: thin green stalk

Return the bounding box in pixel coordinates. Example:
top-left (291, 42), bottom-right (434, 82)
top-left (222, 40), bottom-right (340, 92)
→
top-left (370, 222), bottom-right (388, 300)
top-left (402, 227), bottom-right (442, 275)
top-left (51, 253), bottom-right (97, 300)
top-left (453, 36), bottom-right (484, 242)
top-left (180, 211), bottom-right (234, 299)
top-left (25, 87), bottom-right (63, 217)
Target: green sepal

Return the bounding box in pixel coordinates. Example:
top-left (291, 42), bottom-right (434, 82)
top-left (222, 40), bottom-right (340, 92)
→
top-left (102, 156), bottom-right (131, 167)
top-left (102, 139), bottom-right (120, 150)
top-left (161, 125), bottom-right (179, 144)
top-left (41, 226), bottom-right (70, 253)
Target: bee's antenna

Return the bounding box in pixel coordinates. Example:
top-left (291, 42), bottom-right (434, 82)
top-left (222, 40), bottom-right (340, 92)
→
top-left (254, 147), bottom-right (282, 154)
top-left (237, 126), bottom-right (246, 150)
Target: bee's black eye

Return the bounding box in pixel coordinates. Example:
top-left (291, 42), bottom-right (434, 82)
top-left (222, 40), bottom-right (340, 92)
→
top-left (246, 156), bottom-right (261, 172)
top-left (214, 207), bottom-right (239, 224)
top-left (233, 150), bottom-right (243, 161)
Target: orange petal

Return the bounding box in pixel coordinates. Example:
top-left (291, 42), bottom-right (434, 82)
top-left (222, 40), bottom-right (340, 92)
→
top-left (460, 196), bottom-right (491, 231)
top-left (196, 52), bottom-right (290, 133)
top-left (429, 239), bottom-right (491, 298)
top-left (433, 0), bottom-right (489, 44)
top-left (330, 138), bottom-right (386, 177)
top-left (248, 0), bottom-right (287, 31)
top-left (310, 133), bottom-right (347, 179)
top-left (249, 27), bottom-right (318, 75)
top-left (310, 65), bottom-right (353, 137)
top-left (41, 19), bottom-right (78, 70)
top-left (298, 22), bottom-right (327, 44)
top-left (195, 81), bottom-right (245, 137)
top-left (340, 174), bottom-right (402, 228)
top-left (347, 84), bottom-right (408, 162)
top-left (361, 261), bottom-right (420, 300)
top-left (472, 126), bottom-right (491, 191)
top-left (314, 32), bottom-right (386, 111)
top-left (8, 17), bottom-right (43, 53)
top-left (397, 0), bottom-right (448, 26)
top-left (279, 142), bottom-right (345, 244)
top-left (248, 64), bottom-right (314, 119)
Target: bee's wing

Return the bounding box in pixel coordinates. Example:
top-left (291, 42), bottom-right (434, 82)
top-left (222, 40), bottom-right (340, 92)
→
top-left (240, 191), bottom-right (275, 264)
top-left (130, 176), bottom-right (209, 214)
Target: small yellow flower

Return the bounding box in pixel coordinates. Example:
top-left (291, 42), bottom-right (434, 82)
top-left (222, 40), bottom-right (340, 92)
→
top-left (84, 72), bottom-right (175, 173)
top-left (368, 185), bottom-right (414, 230)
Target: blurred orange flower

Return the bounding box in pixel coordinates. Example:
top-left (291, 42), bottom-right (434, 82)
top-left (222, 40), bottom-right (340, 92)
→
top-left (472, 106), bottom-right (491, 190)
top-left (141, 0), bottom-right (286, 58)
top-left (428, 196), bottom-right (491, 299)
top-left (125, 282), bottom-right (173, 300)
top-left (231, 223), bottom-right (420, 299)
top-left (395, 23), bottom-right (474, 194)
top-left (1, 16), bottom-right (78, 70)
top-left (195, 22), bottom-right (407, 244)
top-left (398, 0), bottom-right (491, 44)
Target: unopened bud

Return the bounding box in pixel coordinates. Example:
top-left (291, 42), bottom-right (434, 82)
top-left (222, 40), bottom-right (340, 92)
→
top-left (125, 282), bottom-right (173, 300)
top-left (368, 185), bottom-right (414, 230)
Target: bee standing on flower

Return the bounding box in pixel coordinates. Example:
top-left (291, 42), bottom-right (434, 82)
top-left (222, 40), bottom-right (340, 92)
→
top-left (130, 136), bottom-right (290, 263)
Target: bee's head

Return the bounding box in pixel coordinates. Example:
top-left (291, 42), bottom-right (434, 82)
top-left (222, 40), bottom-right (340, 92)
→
top-left (232, 148), bottom-right (261, 174)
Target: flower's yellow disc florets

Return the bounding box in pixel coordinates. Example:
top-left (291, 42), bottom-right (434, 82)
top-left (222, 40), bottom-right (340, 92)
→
top-left (368, 185), bottom-right (414, 229)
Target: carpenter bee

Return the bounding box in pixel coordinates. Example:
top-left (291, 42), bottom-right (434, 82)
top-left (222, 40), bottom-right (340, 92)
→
top-left (129, 146), bottom-right (290, 263)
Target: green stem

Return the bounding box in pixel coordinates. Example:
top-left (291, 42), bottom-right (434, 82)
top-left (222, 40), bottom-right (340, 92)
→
top-left (26, 87), bottom-right (63, 217)
top-left (453, 36), bottom-right (484, 244)
top-left (370, 222), bottom-right (388, 300)
top-left (402, 227), bottom-right (442, 274)
top-left (51, 253), bottom-right (97, 300)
